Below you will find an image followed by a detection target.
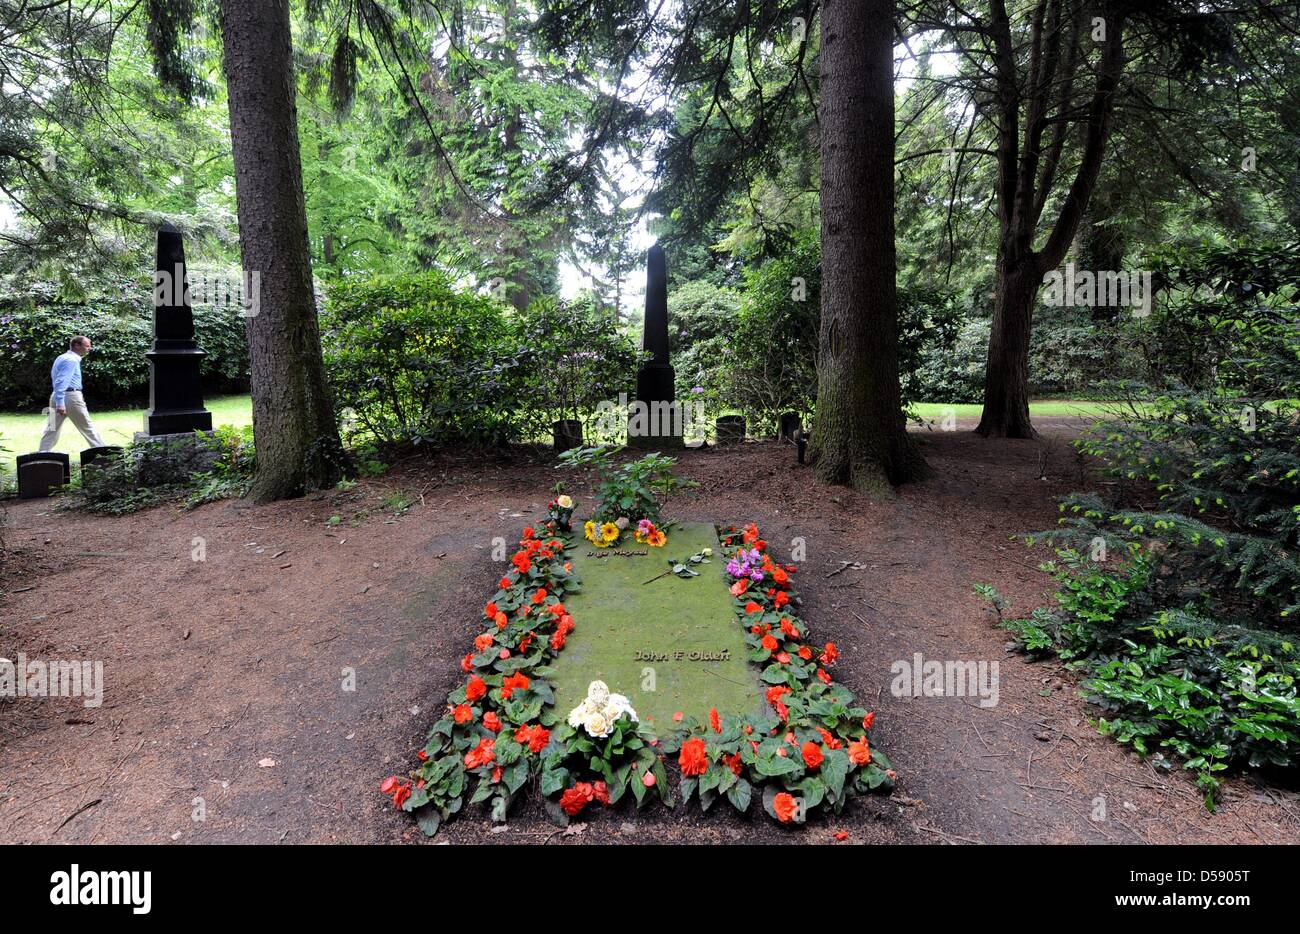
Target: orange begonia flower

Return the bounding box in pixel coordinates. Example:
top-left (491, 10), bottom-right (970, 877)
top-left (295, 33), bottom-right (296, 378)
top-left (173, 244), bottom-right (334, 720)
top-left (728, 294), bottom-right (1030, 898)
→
top-left (848, 738), bottom-right (871, 766)
top-left (678, 737), bottom-right (708, 776)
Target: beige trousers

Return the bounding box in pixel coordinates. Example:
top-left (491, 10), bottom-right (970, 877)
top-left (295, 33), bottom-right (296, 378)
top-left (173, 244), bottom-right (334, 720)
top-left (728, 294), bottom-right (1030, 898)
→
top-left (38, 390), bottom-right (106, 451)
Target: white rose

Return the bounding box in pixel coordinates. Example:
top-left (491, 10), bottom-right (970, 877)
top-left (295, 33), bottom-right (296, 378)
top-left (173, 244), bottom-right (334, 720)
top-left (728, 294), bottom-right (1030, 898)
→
top-left (615, 516), bottom-right (629, 530)
top-left (557, 494), bottom-right (573, 509)
top-left (701, 547), bottom-right (713, 557)
top-left (567, 698), bottom-right (594, 728)
top-left (605, 693), bottom-right (638, 723)
top-left (583, 710), bottom-right (611, 737)
top-left (586, 680), bottom-right (610, 705)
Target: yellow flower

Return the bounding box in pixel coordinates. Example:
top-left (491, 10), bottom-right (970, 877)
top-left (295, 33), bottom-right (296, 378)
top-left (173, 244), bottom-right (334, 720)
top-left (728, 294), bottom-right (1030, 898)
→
top-left (600, 522), bottom-right (619, 544)
top-left (584, 520), bottom-right (599, 544)
top-left (557, 495), bottom-right (573, 509)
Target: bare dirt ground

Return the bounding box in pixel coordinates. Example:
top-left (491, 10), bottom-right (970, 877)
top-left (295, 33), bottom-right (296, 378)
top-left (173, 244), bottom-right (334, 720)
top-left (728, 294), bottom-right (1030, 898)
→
top-left (2, 419), bottom-right (1297, 845)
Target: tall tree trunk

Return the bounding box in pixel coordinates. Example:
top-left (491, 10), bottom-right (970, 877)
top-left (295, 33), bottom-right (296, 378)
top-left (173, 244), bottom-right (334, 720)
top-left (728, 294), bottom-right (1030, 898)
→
top-left (221, 0), bottom-right (343, 500)
top-left (810, 0), bottom-right (920, 491)
top-left (977, 1), bottom-right (1125, 438)
top-left (978, 259), bottom-right (1040, 437)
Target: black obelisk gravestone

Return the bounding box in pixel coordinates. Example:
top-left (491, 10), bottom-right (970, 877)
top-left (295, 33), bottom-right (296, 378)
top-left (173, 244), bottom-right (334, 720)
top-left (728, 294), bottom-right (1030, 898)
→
top-left (630, 243), bottom-right (679, 447)
top-left (144, 223), bottom-right (212, 435)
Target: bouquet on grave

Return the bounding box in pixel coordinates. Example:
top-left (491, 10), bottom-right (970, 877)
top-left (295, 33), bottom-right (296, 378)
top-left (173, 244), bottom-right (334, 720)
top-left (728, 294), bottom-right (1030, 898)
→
top-left (583, 516), bottom-right (669, 548)
top-left (558, 446), bottom-right (696, 548)
top-left (538, 680), bottom-right (672, 822)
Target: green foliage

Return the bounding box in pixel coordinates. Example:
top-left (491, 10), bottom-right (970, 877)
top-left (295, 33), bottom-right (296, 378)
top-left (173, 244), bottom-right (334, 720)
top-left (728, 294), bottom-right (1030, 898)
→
top-left (1140, 240), bottom-right (1300, 394)
top-left (510, 296), bottom-right (642, 441)
top-left (0, 4), bottom-right (234, 275)
top-left (74, 447), bottom-right (169, 516)
top-left (913, 316), bottom-right (990, 404)
top-left (184, 425), bottom-right (255, 508)
top-left (987, 241), bottom-right (1300, 807)
top-left (669, 235), bottom-right (960, 431)
top-left (898, 285), bottom-right (964, 406)
top-left (913, 304), bottom-right (1156, 405)
top-left (369, 0), bottom-right (621, 310)
top-left (323, 273), bottom-right (642, 448)
top-left (323, 272), bottom-right (521, 447)
top-left (542, 714), bottom-right (673, 820)
top-left (557, 446), bottom-right (696, 527)
top-left (298, 101), bottom-right (405, 278)
top-left (64, 423), bottom-right (255, 515)
top-left (1027, 308), bottom-right (1145, 398)
top-left (393, 525), bottom-right (583, 833)
top-left (727, 235), bottom-right (821, 433)
top-left (669, 279), bottom-right (741, 423)
top-left (988, 548), bottom-right (1300, 809)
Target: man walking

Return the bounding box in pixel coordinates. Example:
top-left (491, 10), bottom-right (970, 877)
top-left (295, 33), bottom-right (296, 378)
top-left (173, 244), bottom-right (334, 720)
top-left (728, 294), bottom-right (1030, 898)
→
top-left (38, 335), bottom-right (106, 451)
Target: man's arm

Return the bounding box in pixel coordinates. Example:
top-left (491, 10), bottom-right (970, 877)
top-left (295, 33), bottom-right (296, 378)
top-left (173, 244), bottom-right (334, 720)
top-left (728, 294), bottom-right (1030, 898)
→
top-left (51, 355), bottom-right (75, 411)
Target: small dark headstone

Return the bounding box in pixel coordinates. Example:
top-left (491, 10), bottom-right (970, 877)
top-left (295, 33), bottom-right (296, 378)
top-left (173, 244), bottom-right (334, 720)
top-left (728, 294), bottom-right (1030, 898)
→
top-left (16, 451), bottom-right (70, 483)
top-left (553, 419), bottom-right (583, 452)
top-left (715, 415), bottom-right (746, 444)
top-left (778, 412), bottom-right (802, 442)
top-left (17, 458), bottom-right (66, 499)
top-left (80, 445), bottom-right (123, 471)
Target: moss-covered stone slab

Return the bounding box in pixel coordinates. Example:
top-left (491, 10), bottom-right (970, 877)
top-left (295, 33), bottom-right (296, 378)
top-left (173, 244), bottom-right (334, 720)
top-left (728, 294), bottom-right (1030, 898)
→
top-left (550, 521), bottom-right (763, 730)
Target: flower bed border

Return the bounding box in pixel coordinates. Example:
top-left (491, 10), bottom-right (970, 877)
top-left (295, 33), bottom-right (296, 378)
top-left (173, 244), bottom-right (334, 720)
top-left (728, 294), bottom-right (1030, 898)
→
top-left (383, 521), bottom-right (893, 835)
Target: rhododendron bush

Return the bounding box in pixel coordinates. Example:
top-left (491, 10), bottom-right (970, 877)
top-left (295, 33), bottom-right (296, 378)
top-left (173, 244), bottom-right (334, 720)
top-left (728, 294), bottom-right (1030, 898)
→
top-left (382, 520), bottom-right (892, 836)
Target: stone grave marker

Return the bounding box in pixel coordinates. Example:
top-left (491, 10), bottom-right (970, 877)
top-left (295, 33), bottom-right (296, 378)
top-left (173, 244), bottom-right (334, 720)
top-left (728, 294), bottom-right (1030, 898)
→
top-left (135, 224), bottom-right (217, 486)
top-left (17, 458), bottom-right (66, 499)
top-left (16, 451), bottom-right (70, 483)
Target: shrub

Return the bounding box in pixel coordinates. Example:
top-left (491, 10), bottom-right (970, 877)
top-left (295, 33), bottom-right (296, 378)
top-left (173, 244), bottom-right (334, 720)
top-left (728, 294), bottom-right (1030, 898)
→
top-left (184, 425), bottom-right (256, 508)
top-left (1027, 310), bottom-right (1110, 396)
top-left (323, 272), bottom-right (522, 446)
top-left (727, 237), bottom-right (822, 434)
top-left (65, 422), bottom-right (255, 515)
top-left (324, 275), bottom-right (644, 448)
top-left (511, 296), bottom-right (643, 444)
top-left (910, 314), bottom-right (988, 404)
top-left (897, 285), bottom-right (963, 407)
top-left (0, 275), bottom-right (249, 409)
top-left (669, 280), bottom-right (739, 427)
top-left (913, 307), bottom-right (1147, 405)
top-left (986, 242), bottom-right (1300, 808)
top-left (74, 446), bottom-right (168, 516)
top-left (1139, 240), bottom-right (1300, 394)
top-left (705, 235), bottom-right (960, 433)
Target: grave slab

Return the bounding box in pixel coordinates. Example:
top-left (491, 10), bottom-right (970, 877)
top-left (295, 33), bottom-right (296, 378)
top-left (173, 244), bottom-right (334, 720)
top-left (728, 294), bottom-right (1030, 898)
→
top-left (551, 521), bottom-right (763, 730)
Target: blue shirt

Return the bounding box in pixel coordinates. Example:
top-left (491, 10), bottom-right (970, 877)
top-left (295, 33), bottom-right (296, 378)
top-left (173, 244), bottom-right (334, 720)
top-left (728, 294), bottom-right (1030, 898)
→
top-left (51, 351), bottom-right (83, 407)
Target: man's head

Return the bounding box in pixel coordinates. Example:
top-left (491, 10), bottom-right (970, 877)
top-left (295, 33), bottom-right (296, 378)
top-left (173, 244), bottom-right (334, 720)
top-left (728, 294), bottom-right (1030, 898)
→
top-left (70, 336), bottom-right (91, 356)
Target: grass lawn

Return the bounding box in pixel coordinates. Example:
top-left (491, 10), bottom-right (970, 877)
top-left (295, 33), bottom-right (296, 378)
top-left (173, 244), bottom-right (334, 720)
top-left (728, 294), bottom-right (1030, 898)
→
top-left (911, 399), bottom-right (1117, 421)
top-left (0, 394), bottom-right (253, 475)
